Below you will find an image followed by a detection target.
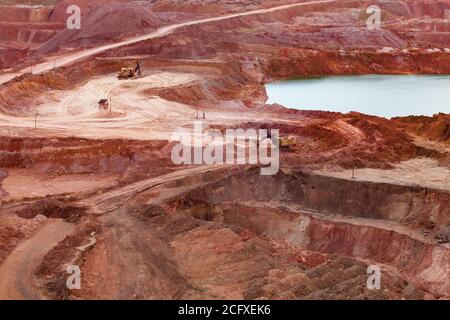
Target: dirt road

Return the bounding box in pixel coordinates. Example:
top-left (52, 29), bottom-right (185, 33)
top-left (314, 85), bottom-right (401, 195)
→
top-left (78, 164), bottom-right (230, 214)
top-left (0, 0), bottom-right (334, 85)
top-left (0, 70), bottom-right (288, 140)
top-left (0, 72), bottom-right (201, 140)
top-left (0, 219), bottom-right (75, 300)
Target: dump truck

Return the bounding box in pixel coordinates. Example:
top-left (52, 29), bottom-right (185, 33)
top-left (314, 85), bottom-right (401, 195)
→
top-left (98, 99), bottom-right (109, 110)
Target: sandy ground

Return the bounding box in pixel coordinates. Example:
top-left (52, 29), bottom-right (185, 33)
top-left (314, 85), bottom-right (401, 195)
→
top-left (1, 169), bottom-right (119, 201)
top-left (315, 158), bottom-right (450, 191)
top-left (0, 72), bottom-right (200, 140)
top-left (0, 70), bottom-right (290, 140)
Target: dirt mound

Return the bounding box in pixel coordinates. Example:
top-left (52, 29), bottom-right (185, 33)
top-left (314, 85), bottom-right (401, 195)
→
top-left (249, 255), bottom-right (425, 300)
top-left (0, 56), bottom-right (131, 114)
top-left (0, 213), bottom-right (47, 264)
top-left (34, 219), bottom-right (100, 299)
top-left (17, 199), bottom-right (86, 222)
top-left (239, 111), bottom-right (423, 170)
top-left (0, 72), bottom-right (70, 115)
top-left (394, 113), bottom-right (450, 144)
top-left (0, 136), bottom-right (174, 180)
top-left (37, 2), bottom-right (163, 55)
top-left (129, 204), bottom-right (168, 219)
top-left (151, 0), bottom-right (282, 15)
top-left (146, 74), bottom-right (266, 108)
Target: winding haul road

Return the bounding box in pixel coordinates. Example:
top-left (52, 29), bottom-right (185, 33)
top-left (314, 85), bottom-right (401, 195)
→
top-left (0, 0), bottom-right (333, 86)
top-left (0, 219), bottom-right (75, 300)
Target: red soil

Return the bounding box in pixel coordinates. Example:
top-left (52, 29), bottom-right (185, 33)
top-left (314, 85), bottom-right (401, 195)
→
top-left (0, 0), bottom-right (449, 301)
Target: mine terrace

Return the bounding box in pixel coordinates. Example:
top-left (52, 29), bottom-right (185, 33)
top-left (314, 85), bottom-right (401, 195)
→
top-left (0, 0), bottom-right (449, 300)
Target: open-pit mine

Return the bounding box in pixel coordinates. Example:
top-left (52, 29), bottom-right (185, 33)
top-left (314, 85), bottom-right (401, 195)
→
top-left (0, 0), bottom-right (449, 301)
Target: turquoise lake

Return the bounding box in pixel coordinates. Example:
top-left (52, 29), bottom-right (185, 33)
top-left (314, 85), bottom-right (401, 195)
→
top-left (265, 75), bottom-right (450, 118)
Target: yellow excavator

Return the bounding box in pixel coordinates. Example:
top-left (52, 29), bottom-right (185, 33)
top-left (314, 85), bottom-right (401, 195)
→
top-left (263, 133), bottom-right (296, 149)
top-left (117, 67), bottom-right (136, 80)
top-left (117, 60), bottom-right (144, 80)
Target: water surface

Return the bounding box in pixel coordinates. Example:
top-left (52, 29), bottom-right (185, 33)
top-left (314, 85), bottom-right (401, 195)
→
top-left (266, 75), bottom-right (450, 118)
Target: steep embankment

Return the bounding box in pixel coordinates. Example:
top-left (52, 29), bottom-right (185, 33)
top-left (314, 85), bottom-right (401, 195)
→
top-left (219, 203), bottom-right (450, 297)
top-left (0, 5), bottom-right (64, 68)
top-left (394, 114), bottom-right (450, 145)
top-left (176, 168), bottom-right (450, 229)
top-left (167, 167), bottom-right (450, 297)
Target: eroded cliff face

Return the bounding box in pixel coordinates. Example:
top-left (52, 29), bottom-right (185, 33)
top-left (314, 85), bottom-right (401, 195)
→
top-left (265, 50), bottom-right (450, 78)
top-left (0, 5), bottom-right (63, 43)
top-left (0, 136), bottom-right (174, 176)
top-left (218, 203), bottom-right (450, 298)
top-left (394, 114), bottom-right (450, 145)
top-left (0, 5), bottom-right (63, 69)
top-left (175, 168), bottom-right (450, 229)
top-left (165, 167), bottom-right (450, 298)
top-left (0, 6), bottom-right (53, 24)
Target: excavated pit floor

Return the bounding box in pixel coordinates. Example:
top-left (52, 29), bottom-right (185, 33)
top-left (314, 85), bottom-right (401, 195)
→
top-left (4, 165), bottom-right (442, 300)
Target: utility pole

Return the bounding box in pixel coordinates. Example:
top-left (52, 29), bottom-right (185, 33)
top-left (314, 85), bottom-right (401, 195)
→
top-left (34, 113), bottom-right (38, 129)
top-left (109, 97), bottom-right (112, 118)
top-left (352, 167), bottom-right (355, 179)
